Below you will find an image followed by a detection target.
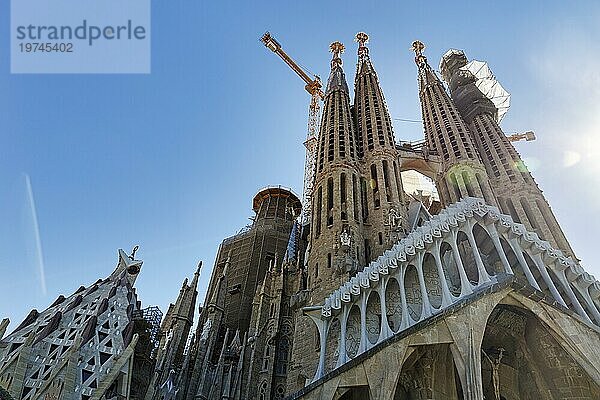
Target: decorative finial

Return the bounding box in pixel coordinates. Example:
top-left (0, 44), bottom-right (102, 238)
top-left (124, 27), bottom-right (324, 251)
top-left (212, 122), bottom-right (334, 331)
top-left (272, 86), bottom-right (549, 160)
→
top-left (355, 32), bottom-right (369, 58)
top-left (195, 261), bottom-right (203, 275)
top-left (329, 41), bottom-right (345, 68)
top-left (129, 245), bottom-right (139, 260)
top-left (411, 40), bottom-right (427, 65)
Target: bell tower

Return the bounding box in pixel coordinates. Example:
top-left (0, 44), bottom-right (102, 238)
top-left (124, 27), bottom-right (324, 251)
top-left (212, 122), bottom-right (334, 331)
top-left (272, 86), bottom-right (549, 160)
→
top-left (308, 41), bottom-right (364, 303)
top-left (353, 32), bottom-right (409, 261)
top-left (440, 49), bottom-right (576, 256)
top-left (412, 40), bottom-right (497, 207)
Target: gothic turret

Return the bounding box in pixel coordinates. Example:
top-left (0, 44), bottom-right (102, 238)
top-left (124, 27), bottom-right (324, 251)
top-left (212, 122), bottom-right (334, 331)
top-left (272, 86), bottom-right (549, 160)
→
top-left (353, 32), bottom-right (409, 259)
top-left (412, 40), bottom-right (497, 206)
top-left (146, 261), bottom-right (202, 400)
top-left (440, 49), bottom-right (575, 256)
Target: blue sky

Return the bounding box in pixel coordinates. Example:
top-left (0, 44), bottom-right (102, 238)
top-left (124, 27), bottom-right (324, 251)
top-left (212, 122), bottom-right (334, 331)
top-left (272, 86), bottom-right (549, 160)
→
top-left (2, 1), bottom-right (600, 330)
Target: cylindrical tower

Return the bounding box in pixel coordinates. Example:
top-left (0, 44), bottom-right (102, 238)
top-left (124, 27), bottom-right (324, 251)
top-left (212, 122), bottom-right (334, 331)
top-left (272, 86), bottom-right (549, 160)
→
top-left (411, 40), bottom-right (497, 208)
top-left (309, 41), bottom-right (365, 302)
top-left (353, 32), bottom-right (409, 260)
top-left (440, 50), bottom-right (575, 256)
top-left (289, 42), bottom-right (365, 393)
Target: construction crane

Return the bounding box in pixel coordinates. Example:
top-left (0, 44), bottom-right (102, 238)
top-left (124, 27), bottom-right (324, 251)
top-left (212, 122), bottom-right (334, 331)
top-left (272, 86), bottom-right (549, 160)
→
top-left (507, 131), bottom-right (536, 143)
top-left (261, 32), bottom-right (324, 227)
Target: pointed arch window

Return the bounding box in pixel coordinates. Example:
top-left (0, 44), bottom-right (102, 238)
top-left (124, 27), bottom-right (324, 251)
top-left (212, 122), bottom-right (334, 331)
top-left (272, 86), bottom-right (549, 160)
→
top-left (275, 337), bottom-right (290, 375)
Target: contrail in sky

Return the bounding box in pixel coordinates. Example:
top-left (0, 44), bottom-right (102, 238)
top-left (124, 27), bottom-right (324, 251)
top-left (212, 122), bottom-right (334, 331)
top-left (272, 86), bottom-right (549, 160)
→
top-left (24, 174), bottom-right (47, 295)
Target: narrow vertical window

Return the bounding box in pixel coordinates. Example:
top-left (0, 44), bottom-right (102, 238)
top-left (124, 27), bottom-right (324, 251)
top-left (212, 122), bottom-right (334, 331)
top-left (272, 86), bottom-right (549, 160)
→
top-left (382, 160), bottom-right (391, 202)
top-left (449, 173), bottom-right (461, 201)
top-left (371, 164), bottom-right (380, 208)
top-left (378, 232), bottom-right (383, 245)
top-left (520, 198), bottom-right (539, 230)
top-left (327, 253), bottom-right (332, 269)
top-left (475, 173), bottom-right (493, 204)
top-left (316, 186), bottom-right (322, 236)
top-left (506, 198), bottom-right (520, 223)
top-left (327, 177), bottom-right (334, 226)
top-left (360, 177), bottom-right (369, 221)
top-left (352, 174), bottom-right (359, 222)
top-left (462, 171), bottom-right (474, 197)
top-left (393, 161), bottom-right (402, 198)
top-left (340, 173), bottom-right (347, 221)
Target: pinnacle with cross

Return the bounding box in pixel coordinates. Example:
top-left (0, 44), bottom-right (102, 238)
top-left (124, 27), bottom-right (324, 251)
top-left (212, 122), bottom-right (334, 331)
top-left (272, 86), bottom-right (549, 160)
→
top-left (411, 40), bottom-right (427, 65)
top-left (329, 41), bottom-right (345, 68)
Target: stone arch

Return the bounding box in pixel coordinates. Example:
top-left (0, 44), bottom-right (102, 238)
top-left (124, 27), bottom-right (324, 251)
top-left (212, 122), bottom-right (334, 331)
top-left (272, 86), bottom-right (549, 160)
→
top-left (258, 380), bottom-right (268, 400)
top-left (481, 303), bottom-right (600, 399)
top-left (422, 252), bottom-right (443, 309)
top-left (366, 291), bottom-right (381, 345)
top-left (456, 231), bottom-right (479, 285)
top-left (275, 336), bottom-right (290, 376)
top-left (393, 344), bottom-right (462, 400)
top-left (440, 241), bottom-right (462, 297)
top-left (499, 237), bottom-right (528, 283)
top-left (273, 384), bottom-right (286, 399)
top-left (345, 305), bottom-right (361, 359)
top-left (462, 171), bottom-right (475, 197)
top-left (404, 265), bottom-right (423, 322)
top-left (385, 278), bottom-right (403, 332)
top-left (399, 169), bottom-right (439, 204)
top-left (448, 173), bottom-right (461, 201)
top-left (472, 223), bottom-right (503, 277)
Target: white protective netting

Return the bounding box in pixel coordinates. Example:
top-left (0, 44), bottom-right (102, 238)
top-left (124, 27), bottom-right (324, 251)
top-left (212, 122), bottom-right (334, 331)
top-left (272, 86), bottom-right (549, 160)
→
top-left (460, 60), bottom-right (511, 122)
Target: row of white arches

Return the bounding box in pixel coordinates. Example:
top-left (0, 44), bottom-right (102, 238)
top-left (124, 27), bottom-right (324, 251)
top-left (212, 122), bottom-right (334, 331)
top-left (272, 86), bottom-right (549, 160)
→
top-left (306, 197), bottom-right (600, 381)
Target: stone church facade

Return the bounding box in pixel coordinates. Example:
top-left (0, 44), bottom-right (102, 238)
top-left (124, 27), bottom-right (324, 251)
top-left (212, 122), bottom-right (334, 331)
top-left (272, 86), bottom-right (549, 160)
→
top-left (1, 34), bottom-right (599, 400)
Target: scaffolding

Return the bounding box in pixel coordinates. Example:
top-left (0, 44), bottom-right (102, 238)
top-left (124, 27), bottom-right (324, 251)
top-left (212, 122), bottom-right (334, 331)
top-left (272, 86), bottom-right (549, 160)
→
top-left (133, 306), bottom-right (163, 358)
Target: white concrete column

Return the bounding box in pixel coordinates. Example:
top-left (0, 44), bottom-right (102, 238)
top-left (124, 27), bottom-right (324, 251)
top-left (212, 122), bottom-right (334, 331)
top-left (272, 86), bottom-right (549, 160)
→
top-left (449, 230), bottom-right (474, 297)
top-left (550, 267), bottom-right (592, 323)
top-left (377, 277), bottom-right (393, 343)
top-left (336, 305), bottom-right (349, 367)
top-left (485, 224), bottom-right (513, 275)
top-left (464, 222), bottom-right (491, 285)
top-left (358, 291), bottom-right (368, 355)
top-left (415, 251), bottom-right (433, 319)
top-left (531, 253), bottom-right (568, 308)
top-left (508, 238), bottom-right (541, 290)
top-left (432, 239), bottom-right (455, 307)
top-left (398, 265), bottom-right (411, 330)
top-left (572, 282), bottom-right (600, 324)
top-left (309, 317), bottom-right (327, 382)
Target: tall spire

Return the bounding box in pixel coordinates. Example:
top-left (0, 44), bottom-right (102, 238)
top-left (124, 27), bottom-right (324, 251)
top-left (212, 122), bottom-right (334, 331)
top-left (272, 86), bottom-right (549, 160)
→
top-left (325, 41), bottom-right (348, 95)
top-left (353, 32), bottom-right (408, 257)
top-left (440, 49), bottom-right (575, 255)
top-left (411, 40), bottom-right (441, 91)
top-left (309, 38), bottom-right (363, 299)
top-left (354, 32), bottom-right (399, 153)
top-left (355, 32), bottom-right (369, 61)
top-left (411, 40), bottom-right (496, 206)
top-left (412, 39), bottom-right (480, 164)
top-left (191, 261), bottom-right (202, 290)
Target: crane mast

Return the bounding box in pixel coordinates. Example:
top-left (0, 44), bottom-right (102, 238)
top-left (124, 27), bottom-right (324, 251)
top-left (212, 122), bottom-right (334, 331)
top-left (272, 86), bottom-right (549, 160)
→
top-left (261, 32), bottom-right (324, 227)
